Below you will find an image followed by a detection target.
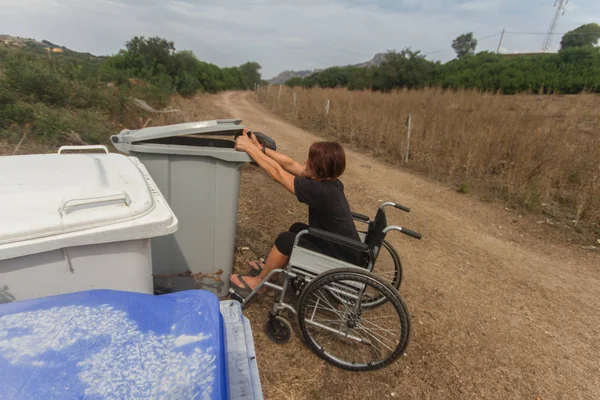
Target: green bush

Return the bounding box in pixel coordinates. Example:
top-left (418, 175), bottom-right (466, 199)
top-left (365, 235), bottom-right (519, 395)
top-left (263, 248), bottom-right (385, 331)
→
top-left (29, 102), bottom-right (113, 144)
top-left (0, 126), bottom-right (24, 144)
top-left (4, 55), bottom-right (72, 106)
top-left (0, 35), bottom-right (263, 150)
top-left (0, 101), bottom-right (35, 129)
top-left (0, 80), bottom-right (17, 106)
top-left (288, 47), bottom-right (600, 94)
top-left (69, 80), bottom-right (115, 111)
top-left (176, 71), bottom-right (201, 97)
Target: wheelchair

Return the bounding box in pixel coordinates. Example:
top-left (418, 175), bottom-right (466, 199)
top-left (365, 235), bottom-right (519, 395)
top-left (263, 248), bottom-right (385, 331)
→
top-left (230, 201), bottom-right (422, 371)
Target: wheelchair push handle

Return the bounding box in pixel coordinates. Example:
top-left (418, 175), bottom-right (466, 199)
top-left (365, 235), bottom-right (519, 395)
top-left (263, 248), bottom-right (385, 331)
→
top-left (351, 212), bottom-right (370, 223)
top-left (400, 227), bottom-right (422, 240)
top-left (381, 202), bottom-right (410, 213)
top-left (383, 225), bottom-right (423, 240)
top-left (393, 203), bottom-right (411, 213)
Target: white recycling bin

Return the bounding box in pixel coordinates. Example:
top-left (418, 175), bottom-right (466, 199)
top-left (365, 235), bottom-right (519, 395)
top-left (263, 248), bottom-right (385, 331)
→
top-left (0, 145), bottom-right (178, 304)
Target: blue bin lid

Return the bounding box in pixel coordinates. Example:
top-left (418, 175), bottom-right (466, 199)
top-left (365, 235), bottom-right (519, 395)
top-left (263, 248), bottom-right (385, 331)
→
top-left (0, 290), bottom-right (227, 399)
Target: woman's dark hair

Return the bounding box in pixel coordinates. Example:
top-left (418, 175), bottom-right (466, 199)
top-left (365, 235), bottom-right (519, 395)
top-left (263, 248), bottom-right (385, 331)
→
top-left (308, 142), bottom-right (346, 180)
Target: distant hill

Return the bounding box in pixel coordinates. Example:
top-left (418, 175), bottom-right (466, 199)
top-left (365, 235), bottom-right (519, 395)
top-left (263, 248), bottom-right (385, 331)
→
top-left (355, 52), bottom-right (388, 68)
top-left (0, 35), bottom-right (105, 62)
top-left (269, 69), bottom-right (315, 85)
top-left (269, 52), bottom-right (389, 84)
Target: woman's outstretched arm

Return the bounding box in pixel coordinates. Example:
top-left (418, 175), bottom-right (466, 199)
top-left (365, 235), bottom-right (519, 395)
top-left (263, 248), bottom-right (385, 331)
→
top-left (242, 128), bottom-right (305, 177)
top-left (235, 132), bottom-right (296, 194)
top-left (264, 148), bottom-right (305, 177)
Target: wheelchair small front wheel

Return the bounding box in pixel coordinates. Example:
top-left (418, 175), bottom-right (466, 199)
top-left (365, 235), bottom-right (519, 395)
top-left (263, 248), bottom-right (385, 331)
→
top-left (264, 314), bottom-right (292, 344)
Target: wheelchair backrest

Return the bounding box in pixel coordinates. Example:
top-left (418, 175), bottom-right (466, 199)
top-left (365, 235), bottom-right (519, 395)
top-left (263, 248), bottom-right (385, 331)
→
top-left (364, 208), bottom-right (388, 259)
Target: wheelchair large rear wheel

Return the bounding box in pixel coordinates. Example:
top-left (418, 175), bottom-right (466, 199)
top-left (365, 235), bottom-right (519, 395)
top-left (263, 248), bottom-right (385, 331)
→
top-left (297, 268), bottom-right (411, 371)
top-left (359, 231), bottom-right (402, 288)
top-left (355, 232), bottom-right (403, 308)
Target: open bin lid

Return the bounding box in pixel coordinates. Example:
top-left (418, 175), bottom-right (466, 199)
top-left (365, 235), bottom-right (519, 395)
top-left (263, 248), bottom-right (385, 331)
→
top-left (0, 290), bottom-right (228, 399)
top-left (111, 119), bottom-right (253, 163)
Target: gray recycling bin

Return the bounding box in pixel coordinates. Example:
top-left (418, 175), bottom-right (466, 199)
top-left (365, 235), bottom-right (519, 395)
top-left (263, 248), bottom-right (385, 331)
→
top-left (111, 120), bottom-right (255, 297)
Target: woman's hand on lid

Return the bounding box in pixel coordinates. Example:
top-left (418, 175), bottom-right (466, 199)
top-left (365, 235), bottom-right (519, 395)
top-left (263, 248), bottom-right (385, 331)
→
top-left (235, 130), bottom-right (253, 152)
top-left (248, 132), bottom-right (263, 151)
top-left (236, 128), bottom-right (262, 152)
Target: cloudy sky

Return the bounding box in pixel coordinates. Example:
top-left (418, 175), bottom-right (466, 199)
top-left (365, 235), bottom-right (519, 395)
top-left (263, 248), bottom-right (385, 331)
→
top-left (1, 0), bottom-right (599, 78)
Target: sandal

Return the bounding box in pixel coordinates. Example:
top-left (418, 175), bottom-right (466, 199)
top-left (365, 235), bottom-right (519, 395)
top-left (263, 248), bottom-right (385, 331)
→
top-left (229, 274), bottom-right (265, 297)
top-left (248, 259), bottom-right (265, 277)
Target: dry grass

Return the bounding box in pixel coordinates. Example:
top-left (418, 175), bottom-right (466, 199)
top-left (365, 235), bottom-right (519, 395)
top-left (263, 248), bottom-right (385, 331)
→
top-left (257, 86), bottom-right (600, 229)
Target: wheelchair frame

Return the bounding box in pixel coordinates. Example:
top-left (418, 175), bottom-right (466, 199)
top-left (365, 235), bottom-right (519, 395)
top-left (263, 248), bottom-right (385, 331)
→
top-left (230, 201), bottom-right (422, 371)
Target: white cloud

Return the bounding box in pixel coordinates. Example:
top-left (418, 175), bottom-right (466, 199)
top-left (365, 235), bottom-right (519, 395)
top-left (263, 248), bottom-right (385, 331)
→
top-left (458, 0), bottom-right (501, 12)
top-left (0, 0), bottom-right (598, 77)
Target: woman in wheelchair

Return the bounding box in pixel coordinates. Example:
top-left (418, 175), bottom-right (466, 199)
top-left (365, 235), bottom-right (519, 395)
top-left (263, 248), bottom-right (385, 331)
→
top-left (230, 128), bottom-right (362, 296)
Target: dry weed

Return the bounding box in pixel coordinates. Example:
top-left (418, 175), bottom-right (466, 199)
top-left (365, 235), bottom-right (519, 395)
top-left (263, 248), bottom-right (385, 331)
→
top-left (258, 86), bottom-right (600, 228)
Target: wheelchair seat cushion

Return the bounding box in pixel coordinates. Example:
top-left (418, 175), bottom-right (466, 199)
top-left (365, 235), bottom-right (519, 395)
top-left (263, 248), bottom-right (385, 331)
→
top-left (275, 222), bottom-right (362, 265)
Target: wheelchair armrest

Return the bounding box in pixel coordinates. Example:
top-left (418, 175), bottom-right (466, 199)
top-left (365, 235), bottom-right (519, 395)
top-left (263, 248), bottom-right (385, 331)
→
top-left (307, 228), bottom-right (369, 253)
top-left (351, 212), bottom-right (370, 223)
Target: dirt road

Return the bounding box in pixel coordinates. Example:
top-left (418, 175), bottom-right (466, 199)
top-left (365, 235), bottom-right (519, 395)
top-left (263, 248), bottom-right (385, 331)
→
top-left (215, 92), bottom-right (599, 400)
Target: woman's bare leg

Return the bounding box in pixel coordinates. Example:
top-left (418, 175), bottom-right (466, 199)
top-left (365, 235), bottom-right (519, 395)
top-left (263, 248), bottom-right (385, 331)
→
top-left (230, 245), bottom-right (289, 290)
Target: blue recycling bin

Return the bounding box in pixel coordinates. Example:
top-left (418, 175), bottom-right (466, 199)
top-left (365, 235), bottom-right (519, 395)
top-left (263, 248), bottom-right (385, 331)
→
top-left (0, 290), bottom-right (261, 399)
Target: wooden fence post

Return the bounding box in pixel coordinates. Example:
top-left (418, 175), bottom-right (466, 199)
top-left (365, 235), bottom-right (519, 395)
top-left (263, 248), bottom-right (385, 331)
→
top-left (325, 99), bottom-right (330, 116)
top-left (293, 91), bottom-right (297, 109)
top-left (405, 113), bottom-right (412, 164)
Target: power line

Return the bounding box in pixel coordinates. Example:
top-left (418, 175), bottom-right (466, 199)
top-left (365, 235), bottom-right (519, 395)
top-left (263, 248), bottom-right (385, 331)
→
top-left (506, 31), bottom-right (588, 36)
top-left (423, 48), bottom-right (454, 56)
top-left (424, 32), bottom-right (501, 56)
top-left (423, 29), bottom-right (591, 58)
top-left (479, 33), bottom-right (502, 41)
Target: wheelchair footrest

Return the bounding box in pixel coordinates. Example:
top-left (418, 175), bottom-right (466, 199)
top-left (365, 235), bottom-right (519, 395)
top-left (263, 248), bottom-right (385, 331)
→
top-left (229, 289), bottom-right (245, 304)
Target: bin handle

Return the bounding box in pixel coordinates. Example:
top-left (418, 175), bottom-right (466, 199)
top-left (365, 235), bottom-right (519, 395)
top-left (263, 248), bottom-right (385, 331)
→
top-left (59, 192), bottom-right (131, 217)
top-left (58, 145), bottom-right (109, 155)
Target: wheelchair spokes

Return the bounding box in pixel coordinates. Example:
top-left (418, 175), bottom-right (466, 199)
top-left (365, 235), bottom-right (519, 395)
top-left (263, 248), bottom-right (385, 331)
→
top-left (370, 239), bottom-right (402, 287)
top-left (326, 274), bottom-right (392, 309)
top-left (298, 269), bottom-right (411, 371)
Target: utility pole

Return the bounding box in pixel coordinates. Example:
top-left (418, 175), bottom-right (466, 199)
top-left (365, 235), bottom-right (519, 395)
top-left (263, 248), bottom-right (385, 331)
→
top-left (405, 113), bottom-right (412, 164)
top-left (496, 29), bottom-right (506, 54)
top-left (542, 0), bottom-right (568, 52)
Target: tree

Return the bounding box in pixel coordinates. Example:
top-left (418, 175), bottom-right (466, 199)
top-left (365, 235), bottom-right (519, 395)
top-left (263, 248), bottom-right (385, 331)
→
top-left (560, 23), bottom-right (600, 50)
top-left (238, 62), bottom-right (262, 89)
top-left (124, 36), bottom-right (176, 77)
top-left (452, 33), bottom-right (478, 58)
top-left (374, 49), bottom-right (436, 91)
top-left (285, 77), bottom-right (304, 87)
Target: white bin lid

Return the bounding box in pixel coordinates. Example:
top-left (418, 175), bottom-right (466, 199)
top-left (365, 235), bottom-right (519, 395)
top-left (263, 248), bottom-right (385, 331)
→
top-left (114, 119), bottom-right (244, 144)
top-left (0, 152), bottom-right (178, 260)
top-left (110, 119), bottom-right (252, 163)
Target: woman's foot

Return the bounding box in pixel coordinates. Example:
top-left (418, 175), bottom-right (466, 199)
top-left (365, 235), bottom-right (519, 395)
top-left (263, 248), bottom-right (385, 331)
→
top-left (230, 274), bottom-right (266, 294)
top-left (248, 260), bottom-right (265, 276)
